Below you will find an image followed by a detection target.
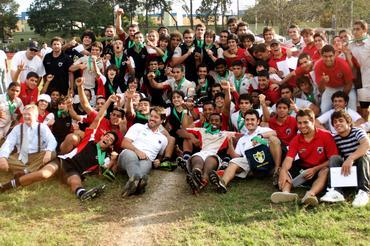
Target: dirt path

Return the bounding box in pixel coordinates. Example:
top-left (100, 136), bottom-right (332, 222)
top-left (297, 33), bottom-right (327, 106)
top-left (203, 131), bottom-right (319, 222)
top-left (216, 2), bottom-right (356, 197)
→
top-left (112, 169), bottom-right (190, 245)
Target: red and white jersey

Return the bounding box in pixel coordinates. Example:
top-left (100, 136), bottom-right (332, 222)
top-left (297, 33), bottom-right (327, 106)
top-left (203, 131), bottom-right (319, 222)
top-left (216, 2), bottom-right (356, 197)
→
top-left (58, 128), bottom-right (97, 160)
top-left (187, 127), bottom-right (235, 155)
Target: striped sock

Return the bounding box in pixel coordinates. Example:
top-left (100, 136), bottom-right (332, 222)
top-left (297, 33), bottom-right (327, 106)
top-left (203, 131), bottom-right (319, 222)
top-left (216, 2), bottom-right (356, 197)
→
top-left (75, 187), bottom-right (86, 198)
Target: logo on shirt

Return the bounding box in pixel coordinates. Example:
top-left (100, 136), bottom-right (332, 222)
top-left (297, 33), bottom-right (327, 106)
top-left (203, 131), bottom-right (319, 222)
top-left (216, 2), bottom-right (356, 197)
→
top-left (58, 62), bottom-right (64, 67)
top-left (158, 140), bottom-right (162, 144)
top-left (253, 151), bottom-right (265, 163)
top-left (286, 128), bottom-right (291, 135)
top-left (337, 72), bottom-right (344, 79)
top-left (299, 148), bottom-right (306, 154)
top-left (317, 147), bottom-right (323, 154)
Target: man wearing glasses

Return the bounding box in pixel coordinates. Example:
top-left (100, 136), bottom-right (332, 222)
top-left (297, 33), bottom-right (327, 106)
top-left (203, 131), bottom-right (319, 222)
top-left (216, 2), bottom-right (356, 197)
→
top-left (10, 41), bottom-right (45, 83)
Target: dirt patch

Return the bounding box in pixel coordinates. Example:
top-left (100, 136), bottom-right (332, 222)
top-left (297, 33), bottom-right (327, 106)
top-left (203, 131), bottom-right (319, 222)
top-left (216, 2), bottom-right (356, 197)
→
top-left (109, 169), bottom-right (191, 245)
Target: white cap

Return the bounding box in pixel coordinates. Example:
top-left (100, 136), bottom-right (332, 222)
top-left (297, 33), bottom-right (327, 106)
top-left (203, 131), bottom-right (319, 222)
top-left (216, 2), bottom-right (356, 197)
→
top-left (37, 94), bottom-right (51, 103)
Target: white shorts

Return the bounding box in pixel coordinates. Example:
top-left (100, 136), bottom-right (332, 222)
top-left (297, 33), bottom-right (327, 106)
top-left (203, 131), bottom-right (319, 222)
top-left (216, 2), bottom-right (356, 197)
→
top-left (229, 157), bottom-right (251, 178)
top-left (188, 151), bottom-right (222, 169)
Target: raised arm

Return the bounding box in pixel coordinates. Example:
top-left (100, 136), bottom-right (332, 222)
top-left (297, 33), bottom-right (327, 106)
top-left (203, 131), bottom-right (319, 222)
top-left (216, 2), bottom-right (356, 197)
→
top-left (75, 77), bottom-right (94, 114)
top-left (147, 72), bottom-right (166, 90)
top-left (90, 94), bottom-right (117, 129)
top-left (220, 80), bottom-right (231, 116)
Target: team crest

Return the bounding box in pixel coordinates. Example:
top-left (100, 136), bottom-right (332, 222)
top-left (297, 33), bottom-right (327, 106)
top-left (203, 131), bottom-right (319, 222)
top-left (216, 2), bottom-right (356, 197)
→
top-left (337, 72), bottom-right (344, 79)
top-left (286, 128), bottom-right (291, 135)
top-left (253, 151), bottom-right (265, 163)
top-left (317, 147), bottom-right (323, 154)
top-left (58, 62), bottom-right (63, 67)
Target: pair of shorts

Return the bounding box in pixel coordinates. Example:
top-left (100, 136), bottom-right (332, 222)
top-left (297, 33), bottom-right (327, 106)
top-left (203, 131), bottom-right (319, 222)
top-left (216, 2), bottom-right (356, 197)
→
top-left (188, 151), bottom-right (222, 170)
top-left (229, 157), bottom-right (251, 179)
top-left (289, 161), bottom-right (319, 187)
top-left (8, 151), bottom-right (57, 174)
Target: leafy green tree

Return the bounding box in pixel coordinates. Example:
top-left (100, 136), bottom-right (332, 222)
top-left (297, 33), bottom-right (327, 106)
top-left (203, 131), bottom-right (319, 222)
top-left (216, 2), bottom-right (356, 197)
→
top-left (0, 0), bottom-right (19, 42)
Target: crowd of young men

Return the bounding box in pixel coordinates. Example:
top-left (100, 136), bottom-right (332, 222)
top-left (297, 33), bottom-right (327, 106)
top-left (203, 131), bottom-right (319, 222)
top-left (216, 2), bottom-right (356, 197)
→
top-left (0, 11), bottom-right (369, 207)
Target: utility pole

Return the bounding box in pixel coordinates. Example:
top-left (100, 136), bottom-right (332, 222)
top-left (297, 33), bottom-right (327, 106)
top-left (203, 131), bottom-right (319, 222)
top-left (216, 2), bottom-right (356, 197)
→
top-left (237, 0), bottom-right (240, 19)
top-left (350, 0), bottom-right (354, 28)
top-left (190, 0), bottom-right (193, 30)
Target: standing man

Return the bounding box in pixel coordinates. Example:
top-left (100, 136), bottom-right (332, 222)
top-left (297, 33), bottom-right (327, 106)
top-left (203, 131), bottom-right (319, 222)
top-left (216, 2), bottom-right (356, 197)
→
top-left (314, 44), bottom-right (356, 112)
top-left (11, 41), bottom-right (45, 83)
top-left (320, 110), bottom-right (369, 207)
top-left (0, 104), bottom-right (58, 193)
top-left (271, 109), bottom-right (338, 206)
top-left (119, 107), bottom-right (168, 197)
top-left (0, 48), bottom-right (8, 94)
top-left (43, 37), bottom-right (73, 96)
top-left (349, 20), bottom-right (370, 119)
top-left (285, 24), bottom-right (304, 53)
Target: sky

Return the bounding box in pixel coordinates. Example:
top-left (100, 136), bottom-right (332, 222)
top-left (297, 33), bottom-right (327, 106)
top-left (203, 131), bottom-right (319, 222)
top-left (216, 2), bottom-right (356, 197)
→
top-left (17, 0), bottom-right (256, 15)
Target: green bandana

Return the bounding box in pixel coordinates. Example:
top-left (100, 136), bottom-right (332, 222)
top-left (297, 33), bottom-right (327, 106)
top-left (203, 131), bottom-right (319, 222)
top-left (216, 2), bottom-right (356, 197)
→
top-left (176, 77), bottom-right (186, 91)
top-left (205, 125), bottom-right (221, 135)
top-left (172, 107), bottom-right (184, 123)
top-left (205, 43), bottom-right (213, 49)
top-left (6, 94), bottom-right (16, 115)
top-left (251, 136), bottom-right (268, 146)
top-left (155, 69), bottom-right (161, 77)
top-left (217, 70), bottom-right (229, 82)
top-left (196, 39), bottom-right (204, 49)
top-left (136, 112), bottom-right (149, 121)
top-left (96, 143), bottom-right (107, 166)
top-left (199, 78), bottom-right (208, 94)
top-left (57, 109), bottom-right (69, 118)
top-left (135, 42), bottom-right (145, 52)
top-left (128, 40), bottom-right (135, 49)
top-left (162, 49), bottom-right (168, 63)
top-left (237, 111), bottom-right (245, 132)
top-left (234, 75), bottom-right (244, 93)
top-left (114, 54), bottom-right (123, 69)
top-left (108, 82), bottom-right (115, 94)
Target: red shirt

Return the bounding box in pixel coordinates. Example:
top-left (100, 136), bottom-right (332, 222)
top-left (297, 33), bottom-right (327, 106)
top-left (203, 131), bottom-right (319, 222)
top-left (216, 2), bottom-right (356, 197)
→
top-left (302, 43), bottom-right (317, 58)
top-left (20, 82), bottom-right (38, 106)
top-left (268, 48), bottom-right (287, 70)
top-left (225, 48), bottom-right (252, 70)
top-left (287, 128), bottom-right (338, 168)
top-left (314, 57), bottom-right (353, 88)
top-left (268, 116), bottom-right (297, 146)
top-left (249, 82), bottom-right (280, 105)
top-left (83, 111), bottom-right (124, 151)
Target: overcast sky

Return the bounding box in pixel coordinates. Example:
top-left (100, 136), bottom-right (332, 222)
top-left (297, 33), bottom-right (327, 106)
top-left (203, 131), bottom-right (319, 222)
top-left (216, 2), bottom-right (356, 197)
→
top-left (17, 0), bottom-right (256, 15)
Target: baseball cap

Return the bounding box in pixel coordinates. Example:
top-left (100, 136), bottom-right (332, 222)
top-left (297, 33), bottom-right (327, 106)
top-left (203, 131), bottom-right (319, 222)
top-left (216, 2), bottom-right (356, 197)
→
top-left (270, 39), bottom-right (281, 45)
top-left (28, 41), bottom-right (40, 51)
top-left (38, 94), bottom-right (51, 103)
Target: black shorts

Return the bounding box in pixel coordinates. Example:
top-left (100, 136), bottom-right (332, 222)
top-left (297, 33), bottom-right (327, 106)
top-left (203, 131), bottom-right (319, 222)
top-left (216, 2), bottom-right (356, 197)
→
top-left (289, 160), bottom-right (319, 187)
top-left (61, 158), bottom-right (84, 178)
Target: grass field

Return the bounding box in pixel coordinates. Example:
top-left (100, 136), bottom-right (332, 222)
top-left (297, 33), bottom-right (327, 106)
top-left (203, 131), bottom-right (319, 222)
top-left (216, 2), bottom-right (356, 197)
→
top-left (0, 170), bottom-right (369, 245)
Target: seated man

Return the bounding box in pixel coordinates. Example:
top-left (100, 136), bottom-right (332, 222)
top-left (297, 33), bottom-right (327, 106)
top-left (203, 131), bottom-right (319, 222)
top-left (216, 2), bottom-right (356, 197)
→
top-left (209, 109), bottom-right (281, 193)
top-left (320, 110), bottom-right (369, 207)
top-left (183, 113), bottom-right (237, 194)
top-left (59, 95), bottom-right (119, 201)
top-left (0, 105), bottom-right (58, 193)
top-left (315, 91), bottom-right (365, 134)
top-left (118, 107), bottom-right (168, 197)
top-left (271, 109), bottom-right (338, 206)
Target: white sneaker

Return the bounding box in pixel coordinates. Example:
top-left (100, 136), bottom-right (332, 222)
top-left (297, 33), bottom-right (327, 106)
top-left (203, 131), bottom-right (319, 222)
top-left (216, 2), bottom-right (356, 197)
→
top-left (271, 191), bottom-right (298, 203)
top-left (301, 192), bottom-right (319, 206)
top-left (320, 188), bottom-right (345, 203)
top-left (352, 190), bottom-right (369, 208)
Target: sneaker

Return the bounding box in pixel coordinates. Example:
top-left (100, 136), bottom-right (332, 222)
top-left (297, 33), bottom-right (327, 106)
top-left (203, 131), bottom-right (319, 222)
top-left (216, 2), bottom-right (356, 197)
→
top-left (176, 157), bottom-right (188, 172)
top-left (135, 175), bottom-right (148, 195)
top-left (186, 173), bottom-right (200, 194)
top-left (121, 176), bottom-right (140, 198)
top-left (80, 185), bottom-right (106, 201)
top-left (192, 168), bottom-right (203, 187)
top-left (320, 188), bottom-right (345, 203)
top-left (271, 191), bottom-right (298, 203)
top-left (301, 192), bottom-right (319, 206)
top-left (352, 190), bottom-right (369, 208)
top-left (209, 170), bottom-right (227, 193)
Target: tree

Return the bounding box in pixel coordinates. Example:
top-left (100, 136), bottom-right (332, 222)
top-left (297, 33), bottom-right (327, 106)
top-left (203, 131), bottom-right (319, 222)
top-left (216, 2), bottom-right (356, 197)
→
top-left (0, 0), bottom-right (19, 42)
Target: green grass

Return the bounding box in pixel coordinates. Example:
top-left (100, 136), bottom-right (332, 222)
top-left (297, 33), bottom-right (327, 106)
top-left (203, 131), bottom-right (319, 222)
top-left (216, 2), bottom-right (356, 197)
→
top-left (161, 178), bottom-right (370, 245)
top-left (0, 173), bottom-right (369, 245)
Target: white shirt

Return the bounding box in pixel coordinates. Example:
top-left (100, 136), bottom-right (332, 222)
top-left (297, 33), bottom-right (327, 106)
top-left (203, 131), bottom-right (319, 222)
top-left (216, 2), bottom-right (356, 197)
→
top-left (317, 108), bottom-right (362, 134)
top-left (229, 74), bottom-right (251, 95)
top-left (0, 50), bottom-right (6, 71)
top-left (349, 36), bottom-right (370, 88)
top-left (235, 126), bottom-right (273, 157)
top-left (0, 122), bottom-right (57, 158)
top-left (73, 56), bottom-right (109, 89)
top-left (124, 123), bottom-right (168, 161)
top-left (163, 78), bottom-right (196, 97)
top-left (40, 47), bottom-right (52, 58)
top-left (0, 94), bottom-right (24, 127)
top-left (11, 51), bottom-right (45, 82)
top-left (231, 111), bottom-right (247, 134)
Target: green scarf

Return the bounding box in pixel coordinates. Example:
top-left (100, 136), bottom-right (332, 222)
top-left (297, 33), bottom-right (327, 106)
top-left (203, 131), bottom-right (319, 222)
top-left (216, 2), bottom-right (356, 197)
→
top-left (199, 78), bottom-right (208, 94)
top-left (6, 94), bottom-right (16, 115)
top-left (196, 39), bottom-right (204, 49)
top-left (237, 111), bottom-right (245, 132)
top-left (96, 143), bottom-right (107, 166)
top-left (128, 40), bottom-right (135, 49)
top-left (205, 125), bottom-right (221, 135)
top-left (136, 112), bottom-right (149, 121)
top-left (162, 49), bottom-right (168, 63)
top-left (114, 54), bottom-right (123, 69)
top-left (251, 136), bottom-right (268, 146)
top-left (176, 77), bottom-right (186, 91)
top-left (172, 107), bottom-right (184, 123)
top-left (57, 109), bottom-right (69, 118)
